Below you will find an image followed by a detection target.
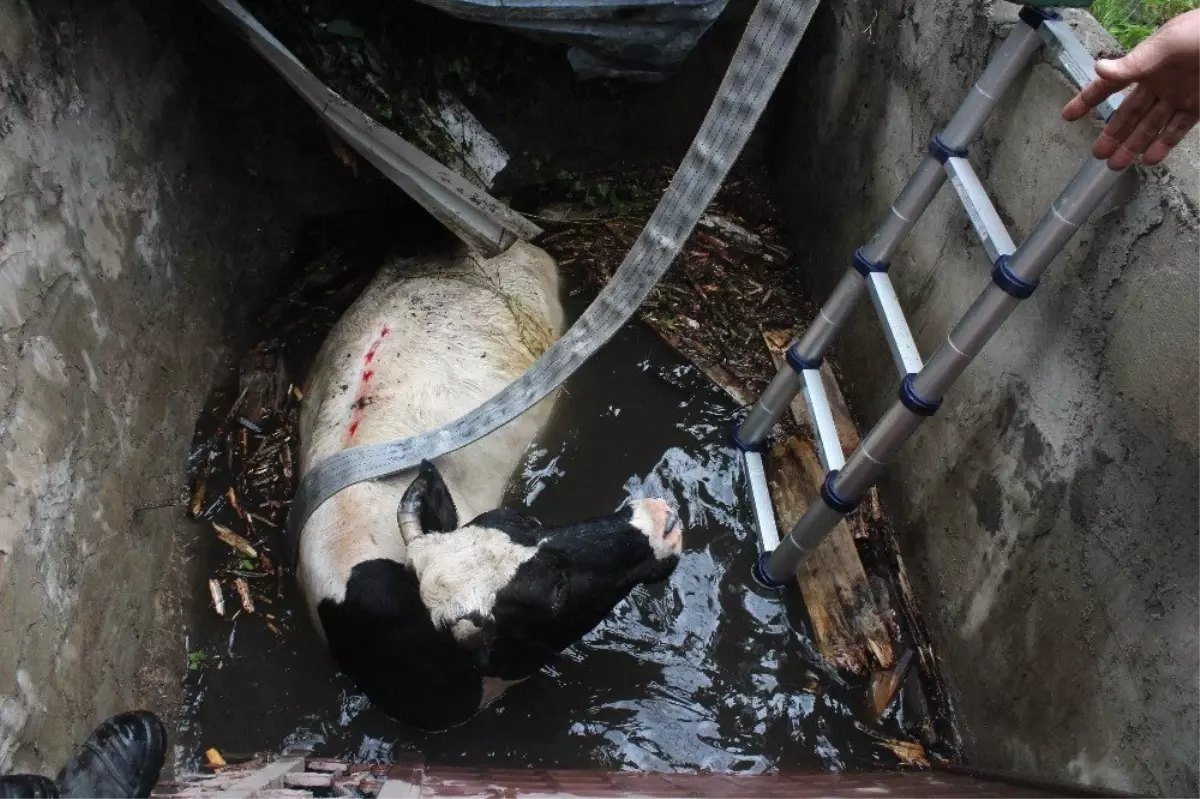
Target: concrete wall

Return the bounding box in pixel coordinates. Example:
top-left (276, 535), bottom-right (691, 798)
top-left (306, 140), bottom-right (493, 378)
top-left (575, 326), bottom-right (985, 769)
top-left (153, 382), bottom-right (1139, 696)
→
top-left (770, 1), bottom-right (1198, 795)
top-left (0, 0), bottom-right (369, 775)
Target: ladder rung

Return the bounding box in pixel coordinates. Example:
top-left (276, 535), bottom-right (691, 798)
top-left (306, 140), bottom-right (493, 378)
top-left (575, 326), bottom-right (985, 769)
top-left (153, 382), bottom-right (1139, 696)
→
top-left (1039, 18), bottom-right (1124, 122)
top-left (801, 369), bottom-right (847, 472)
top-left (743, 451), bottom-right (780, 553)
top-left (867, 271), bottom-right (924, 377)
top-left (944, 156), bottom-right (1017, 264)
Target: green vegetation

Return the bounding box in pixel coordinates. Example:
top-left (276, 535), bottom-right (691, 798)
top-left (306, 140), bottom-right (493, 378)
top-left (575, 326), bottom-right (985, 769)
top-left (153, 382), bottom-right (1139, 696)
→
top-left (187, 650), bottom-right (210, 672)
top-left (1090, 0), bottom-right (1198, 49)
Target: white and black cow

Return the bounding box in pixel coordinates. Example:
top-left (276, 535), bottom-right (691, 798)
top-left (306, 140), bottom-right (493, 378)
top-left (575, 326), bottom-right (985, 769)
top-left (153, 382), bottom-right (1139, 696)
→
top-left (296, 241), bottom-right (683, 731)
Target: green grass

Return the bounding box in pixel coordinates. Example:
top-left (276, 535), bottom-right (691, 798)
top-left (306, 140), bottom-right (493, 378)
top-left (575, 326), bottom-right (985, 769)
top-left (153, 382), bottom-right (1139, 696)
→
top-left (1091, 0), bottom-right (1199, 49)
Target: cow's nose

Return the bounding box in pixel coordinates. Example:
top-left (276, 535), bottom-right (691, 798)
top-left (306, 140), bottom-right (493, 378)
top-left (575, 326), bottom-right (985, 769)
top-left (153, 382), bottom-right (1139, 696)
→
top-left (636, 498), bottom-right (683, 554)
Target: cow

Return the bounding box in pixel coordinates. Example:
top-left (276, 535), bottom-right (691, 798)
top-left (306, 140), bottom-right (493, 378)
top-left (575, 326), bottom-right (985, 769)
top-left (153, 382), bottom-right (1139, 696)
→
top-left (295, 240), bottom-right (683, 731)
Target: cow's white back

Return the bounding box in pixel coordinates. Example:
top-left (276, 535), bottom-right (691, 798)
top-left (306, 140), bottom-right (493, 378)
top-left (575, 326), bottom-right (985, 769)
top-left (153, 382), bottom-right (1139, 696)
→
top-left (296, 241), bottom-right (564, 627)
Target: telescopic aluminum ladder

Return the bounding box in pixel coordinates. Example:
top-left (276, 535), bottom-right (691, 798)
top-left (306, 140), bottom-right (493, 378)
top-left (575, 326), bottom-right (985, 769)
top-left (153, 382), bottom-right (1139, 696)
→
top-left (737, 7), bottom-right (1130, 587)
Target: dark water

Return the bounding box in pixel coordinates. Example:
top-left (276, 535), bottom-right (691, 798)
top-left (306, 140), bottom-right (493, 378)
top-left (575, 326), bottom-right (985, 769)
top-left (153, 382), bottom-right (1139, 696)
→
top-left (174, 215), bottom-right (912, 777)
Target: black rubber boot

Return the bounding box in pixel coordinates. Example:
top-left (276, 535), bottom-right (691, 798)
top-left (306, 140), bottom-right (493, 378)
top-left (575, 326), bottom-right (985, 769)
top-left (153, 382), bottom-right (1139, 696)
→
top-left (0, 775), bottom-right (60, 798)
top-left (54, 711), bottom-right (167, 799)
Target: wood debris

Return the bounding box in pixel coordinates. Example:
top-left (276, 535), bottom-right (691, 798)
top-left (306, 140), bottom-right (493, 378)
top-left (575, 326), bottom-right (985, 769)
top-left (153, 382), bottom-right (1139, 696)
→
top-left (540, 166), bottom-right (811, 407)
top-left (213, 524), bottom-right (258, 559)
top-left (880, 737), bottom-right (930, 768)
top-left (234, 578), bottom-right (256, 614)
top-left (865, 646), bottom-right (915, 720)
top-left (208, 579), bottom-right (226, 618)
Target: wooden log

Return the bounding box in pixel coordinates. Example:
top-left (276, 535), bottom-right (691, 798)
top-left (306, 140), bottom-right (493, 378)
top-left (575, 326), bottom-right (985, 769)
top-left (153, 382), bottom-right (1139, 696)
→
top-left (758, 330), bottom-right (895, 674)
top-left (650, 327), bottom-right (757, 407)
top-left (762, 329), bottom-right (881, 538)
top-left (765, 437), bottom-right (895, 674)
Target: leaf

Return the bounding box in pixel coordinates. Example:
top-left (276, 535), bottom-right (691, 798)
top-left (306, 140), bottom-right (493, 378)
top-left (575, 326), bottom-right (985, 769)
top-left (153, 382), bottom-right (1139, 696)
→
top-left (324, 19), bottom-right (364, 39)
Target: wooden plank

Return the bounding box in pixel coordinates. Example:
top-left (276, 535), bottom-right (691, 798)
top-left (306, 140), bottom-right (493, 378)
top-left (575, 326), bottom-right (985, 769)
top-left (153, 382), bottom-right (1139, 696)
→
top-left (765, 437), bottom-right (895, 674)
top-left (762, 329), bottom-right (882, 538)
top-left (761, 330), bottom-right (956, 750)
top-left (759, 329), bottom-right (894, 675)
top-left (651, 327), bottom-right (757, 407)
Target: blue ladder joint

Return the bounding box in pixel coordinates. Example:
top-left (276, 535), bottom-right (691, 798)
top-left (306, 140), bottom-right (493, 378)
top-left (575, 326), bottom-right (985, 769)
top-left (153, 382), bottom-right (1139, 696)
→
top-left (736, 5), bottom-right (1129, 586)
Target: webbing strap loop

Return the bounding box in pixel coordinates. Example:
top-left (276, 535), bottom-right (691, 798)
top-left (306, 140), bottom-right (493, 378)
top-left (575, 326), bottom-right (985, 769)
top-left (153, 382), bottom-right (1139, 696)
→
top-left (285, 0), bottom-right (823, 555)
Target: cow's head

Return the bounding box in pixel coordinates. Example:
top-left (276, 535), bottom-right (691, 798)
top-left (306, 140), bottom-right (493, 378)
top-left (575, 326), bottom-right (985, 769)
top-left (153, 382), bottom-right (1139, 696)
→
top-left (400, 461), bottom-right (683, 680)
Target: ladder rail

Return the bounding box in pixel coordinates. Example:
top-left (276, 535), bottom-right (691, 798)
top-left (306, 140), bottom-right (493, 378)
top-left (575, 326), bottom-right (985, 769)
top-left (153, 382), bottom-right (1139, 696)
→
top-left (743, 6), bottom-right (1134, 576)
top-left (736, 9), bottom-right (1050, 556)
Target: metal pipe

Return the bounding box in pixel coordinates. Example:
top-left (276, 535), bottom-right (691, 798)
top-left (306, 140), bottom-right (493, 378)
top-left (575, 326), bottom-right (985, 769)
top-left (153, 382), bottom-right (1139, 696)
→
top-left (940, 18), bottom-right (1045, 150)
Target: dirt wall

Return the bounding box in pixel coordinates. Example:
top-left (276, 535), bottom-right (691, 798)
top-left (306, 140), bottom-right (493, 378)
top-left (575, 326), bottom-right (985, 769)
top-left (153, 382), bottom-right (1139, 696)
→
top-left (769, 1), bottom-right (1199, 795)
top-left (0, 0), bottom-right (371, 775)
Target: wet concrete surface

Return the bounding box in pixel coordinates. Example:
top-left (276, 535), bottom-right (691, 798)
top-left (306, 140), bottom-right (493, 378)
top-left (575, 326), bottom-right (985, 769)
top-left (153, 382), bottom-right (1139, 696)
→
top-left (174, 209), bottom-right (913, 777)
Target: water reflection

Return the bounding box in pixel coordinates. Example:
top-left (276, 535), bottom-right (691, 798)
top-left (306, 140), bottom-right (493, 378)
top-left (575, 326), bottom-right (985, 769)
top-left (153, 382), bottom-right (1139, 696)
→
top-left (177, 303), bottom-right (904, 775)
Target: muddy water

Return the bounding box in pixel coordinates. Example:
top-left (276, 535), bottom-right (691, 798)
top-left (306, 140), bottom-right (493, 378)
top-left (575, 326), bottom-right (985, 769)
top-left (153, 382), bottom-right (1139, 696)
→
top-left (175, 215), bottom-right (910, 777)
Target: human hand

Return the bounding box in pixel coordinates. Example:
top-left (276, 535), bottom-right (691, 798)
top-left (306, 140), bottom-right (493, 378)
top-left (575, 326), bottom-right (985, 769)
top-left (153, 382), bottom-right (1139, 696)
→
top-left (1062, 8), bottom-right (1200, 169)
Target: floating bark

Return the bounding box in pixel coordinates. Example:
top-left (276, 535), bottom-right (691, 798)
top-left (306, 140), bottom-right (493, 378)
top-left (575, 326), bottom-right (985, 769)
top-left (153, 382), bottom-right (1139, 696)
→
top-left (880, 737), bottom-right (930, 768)
top-left (208, 579), bottom-right (226, 618)
top-left (235, 578), bottom-right (256, 614)
top-left (189, 479), bottom-right (208, 520)
top-left (213, 524), bottom-right (258, 559)
top-left (227, 488), bottom-right (244, 519)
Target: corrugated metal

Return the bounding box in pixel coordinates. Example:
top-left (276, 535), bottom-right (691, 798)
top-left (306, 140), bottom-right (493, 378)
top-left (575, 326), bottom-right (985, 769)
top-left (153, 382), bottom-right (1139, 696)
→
top-left (409, 0), bottom-right (731, 79)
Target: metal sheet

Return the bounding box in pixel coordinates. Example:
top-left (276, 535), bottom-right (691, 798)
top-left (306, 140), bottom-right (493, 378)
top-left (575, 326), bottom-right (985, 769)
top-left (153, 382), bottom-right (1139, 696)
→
top-left (1041, 17), bottom-right (1126, 122)
top-left (412, 0), bottom-right (731, 79)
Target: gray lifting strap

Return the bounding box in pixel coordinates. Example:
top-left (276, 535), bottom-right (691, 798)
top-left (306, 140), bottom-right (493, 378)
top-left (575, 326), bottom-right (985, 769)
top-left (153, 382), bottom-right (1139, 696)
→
top-left (288, 0), bottom-right (820, 544)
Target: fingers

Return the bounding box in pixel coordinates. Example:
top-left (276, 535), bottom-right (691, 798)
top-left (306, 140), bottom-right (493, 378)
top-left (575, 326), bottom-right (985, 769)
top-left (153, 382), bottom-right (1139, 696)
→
top-left (1107, 97), bottom-right (1175, 169)
top-left (1063, 76), bottom-right (1126, 121)
top-left (1144, 111), bottom-right (1200, 166)
top-left (1093, 85), bottom-right (1156, 159)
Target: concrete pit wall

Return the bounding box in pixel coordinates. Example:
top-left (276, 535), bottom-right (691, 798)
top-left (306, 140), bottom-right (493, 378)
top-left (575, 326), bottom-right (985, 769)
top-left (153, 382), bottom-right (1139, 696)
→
top-left (0, 0), bottom-right (371, 775)
top-left (771, 1), bottom-right (1198, 796)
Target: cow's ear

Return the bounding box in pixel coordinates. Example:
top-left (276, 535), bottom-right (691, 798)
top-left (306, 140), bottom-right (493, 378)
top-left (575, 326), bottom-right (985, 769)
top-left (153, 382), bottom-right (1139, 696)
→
top-left (417, 460), bottom-right (458, 532)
